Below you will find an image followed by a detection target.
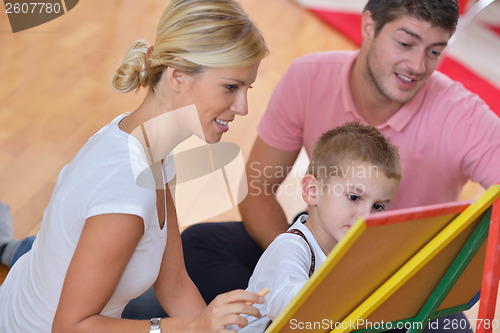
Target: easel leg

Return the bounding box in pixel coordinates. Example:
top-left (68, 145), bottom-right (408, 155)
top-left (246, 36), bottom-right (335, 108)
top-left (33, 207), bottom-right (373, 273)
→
top-left (407, 208), bottom-right (491, 333)
top-left (476, 200), bottom-right (500, 333)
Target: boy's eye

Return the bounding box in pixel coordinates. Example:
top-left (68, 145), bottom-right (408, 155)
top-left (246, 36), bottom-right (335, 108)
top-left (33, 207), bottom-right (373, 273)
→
top-left (372, 203), bottom-right (385, 212)
top-left (399, 41), bottom-right (411, 48)
top-left (347, 194), bottom-right (360, 202)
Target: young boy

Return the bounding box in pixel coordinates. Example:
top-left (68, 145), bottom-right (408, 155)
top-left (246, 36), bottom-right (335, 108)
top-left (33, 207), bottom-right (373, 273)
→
top-left (235, 122), bottom-right (401, 331)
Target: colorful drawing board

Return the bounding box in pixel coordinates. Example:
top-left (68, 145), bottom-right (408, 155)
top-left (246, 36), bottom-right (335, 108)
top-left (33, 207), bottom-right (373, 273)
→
top-left (266, 185), bottom-right (500, 333)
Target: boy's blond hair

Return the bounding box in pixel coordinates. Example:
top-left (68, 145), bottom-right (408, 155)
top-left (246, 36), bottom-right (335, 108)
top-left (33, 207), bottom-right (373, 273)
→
top-left (306, 122), bottom-right (401, 182)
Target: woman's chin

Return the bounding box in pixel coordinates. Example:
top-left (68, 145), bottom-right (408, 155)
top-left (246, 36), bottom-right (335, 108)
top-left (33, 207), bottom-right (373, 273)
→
top-left (193, 131), bottom-right (222, 144)
top-left (207, 134), bottom-right (223, 144)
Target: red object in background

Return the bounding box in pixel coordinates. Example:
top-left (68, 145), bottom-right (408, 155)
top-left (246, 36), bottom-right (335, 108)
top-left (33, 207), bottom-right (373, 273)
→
top-left (459, 0), bottom-right (475, 15)
top-left (459, 0), bottom-right (468, 14)
top-left (484, 23), bottom-right (500, 35)
top-left (310, 9), bottom-right (363, 46)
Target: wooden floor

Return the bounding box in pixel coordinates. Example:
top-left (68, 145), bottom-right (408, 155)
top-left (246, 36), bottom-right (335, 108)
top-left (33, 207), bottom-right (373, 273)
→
top-left (0, 0), bottom-right (494, 326)
top-left (0, 0), bottom-right (360, 238)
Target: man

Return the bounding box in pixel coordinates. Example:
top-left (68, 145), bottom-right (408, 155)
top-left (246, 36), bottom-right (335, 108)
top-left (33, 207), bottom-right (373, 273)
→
top-left (182, 0), bottom-right (500, 329)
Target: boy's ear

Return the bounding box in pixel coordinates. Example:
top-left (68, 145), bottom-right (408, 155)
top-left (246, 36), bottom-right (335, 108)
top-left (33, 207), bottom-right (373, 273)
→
top-left (302, 174), bottom-right (319, 206)
top-left (361, 10), bottom-right (376, 43)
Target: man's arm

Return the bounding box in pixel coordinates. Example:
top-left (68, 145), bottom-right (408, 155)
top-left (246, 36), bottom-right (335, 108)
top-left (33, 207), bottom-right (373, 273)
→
top-left (239, 137), bottom-right (300, 250)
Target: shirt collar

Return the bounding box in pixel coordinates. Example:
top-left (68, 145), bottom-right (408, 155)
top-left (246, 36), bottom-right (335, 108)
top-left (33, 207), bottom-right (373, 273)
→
top-left (296, 213), bottom-right (308, 224)
top-left (341, 51), bottom-right (427, 133)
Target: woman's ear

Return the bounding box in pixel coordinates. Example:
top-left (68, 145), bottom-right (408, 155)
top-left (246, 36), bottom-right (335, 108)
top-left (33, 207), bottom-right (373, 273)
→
top-left (361, 10), bottom-right (376, 43)
top-left (302, 174), bottom-right (319, 206)
top-left (165, 67), bottom-right (185, 93)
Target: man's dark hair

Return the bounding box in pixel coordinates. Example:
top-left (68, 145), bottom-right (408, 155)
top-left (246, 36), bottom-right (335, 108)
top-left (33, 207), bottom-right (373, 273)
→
top-left (363, 0), bottom-right (459, 36)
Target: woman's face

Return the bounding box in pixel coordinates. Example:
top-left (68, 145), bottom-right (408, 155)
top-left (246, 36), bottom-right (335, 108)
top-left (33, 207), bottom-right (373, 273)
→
top-left (184, 63), bottom-right (260, 143)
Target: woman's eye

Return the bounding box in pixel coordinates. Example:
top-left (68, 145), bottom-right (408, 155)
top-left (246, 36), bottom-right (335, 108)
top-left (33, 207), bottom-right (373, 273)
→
top-left (225, 85), bottom-right (238, 92)
top-left (347, 194), bottom-right (360, 202)
top-left (372, 203), bottom-right (385, 212)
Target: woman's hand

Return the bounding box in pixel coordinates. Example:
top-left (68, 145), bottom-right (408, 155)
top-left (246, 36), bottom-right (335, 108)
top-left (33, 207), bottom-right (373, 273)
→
top-left (190, 289), bottom-right (264, 332)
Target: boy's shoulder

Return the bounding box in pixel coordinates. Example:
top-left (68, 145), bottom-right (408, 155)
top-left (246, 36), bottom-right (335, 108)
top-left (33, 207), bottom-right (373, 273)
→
top-left (265, 215), bottom-right (315, 254)
top-left (268, 230), bottom-right (312, 255)
top-left (258, 219), bottom-right (313, 260)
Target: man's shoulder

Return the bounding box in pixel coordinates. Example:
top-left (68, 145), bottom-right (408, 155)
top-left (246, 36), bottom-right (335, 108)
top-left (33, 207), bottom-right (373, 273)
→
top-left (421, 70), bottom-right (495, 117)
top-left (413, 71), bottom-right (496, 131)
top-left (427, 70), bottom-right (479, 100)
top-left (290, 50), bottom-right (356, 70)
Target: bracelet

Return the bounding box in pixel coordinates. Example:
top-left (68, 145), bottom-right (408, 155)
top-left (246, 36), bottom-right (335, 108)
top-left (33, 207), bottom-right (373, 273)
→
top-left (150, 317), bottom-right (161, 333)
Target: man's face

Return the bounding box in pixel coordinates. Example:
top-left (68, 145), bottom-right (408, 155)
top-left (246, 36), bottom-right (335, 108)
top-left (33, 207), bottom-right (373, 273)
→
top-left (364, 14), bottom-right (451, 104)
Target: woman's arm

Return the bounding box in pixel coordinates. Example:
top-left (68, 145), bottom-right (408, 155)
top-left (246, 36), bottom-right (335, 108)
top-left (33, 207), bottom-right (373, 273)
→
top-left (52, 199), bottom-right (264, 332)
top-left (152, 182), bottom-right (267, 331)
top-left (52, 213), bottom-right (263, 333)
top-left (52, 213), bottom-right (150, 333)
top-left (154, 182), bottom-right (206, 316)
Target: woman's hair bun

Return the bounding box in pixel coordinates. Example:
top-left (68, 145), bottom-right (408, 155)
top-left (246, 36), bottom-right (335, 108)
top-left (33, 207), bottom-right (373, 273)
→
top-left (111, 40), bottom-right (150, 93)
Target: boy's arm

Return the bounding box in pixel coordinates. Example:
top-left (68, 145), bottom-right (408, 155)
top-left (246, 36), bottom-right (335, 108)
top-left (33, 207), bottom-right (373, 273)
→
top-left (239, 137), bottom-right (300, 249)
top-left (249, 236), bottom-right (313, 319)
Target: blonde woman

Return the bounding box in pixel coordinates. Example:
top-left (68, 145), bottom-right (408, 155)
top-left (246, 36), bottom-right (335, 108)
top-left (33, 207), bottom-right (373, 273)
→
top-left (0, 0), bottom-right (268, 332)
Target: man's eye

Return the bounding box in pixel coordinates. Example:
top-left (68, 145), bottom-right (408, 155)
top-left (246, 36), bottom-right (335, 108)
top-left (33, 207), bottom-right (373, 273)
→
top-left (347, 194), bottom-right (360, 202)
top-left (428, 49), bottom-right (441, 58)
top-left (372, 203), bottom-right (385, 212)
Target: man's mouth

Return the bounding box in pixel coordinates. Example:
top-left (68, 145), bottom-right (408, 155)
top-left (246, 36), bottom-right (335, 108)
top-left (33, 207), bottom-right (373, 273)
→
top-left (395, 72), bottom-right (417, 89)
top-left (396, 73), bottom-right (415, 83)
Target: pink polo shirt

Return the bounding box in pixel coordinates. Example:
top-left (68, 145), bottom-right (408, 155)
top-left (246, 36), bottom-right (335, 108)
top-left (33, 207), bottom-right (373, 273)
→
top-left (258, 51), bottom-right (500, 210)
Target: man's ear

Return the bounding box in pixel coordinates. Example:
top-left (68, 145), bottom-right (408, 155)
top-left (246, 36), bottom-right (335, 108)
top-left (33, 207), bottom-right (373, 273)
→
top-left (165, 67), bottom-right (186, 93)
top-left (361, 10), bottom-right (376, 43)
top-left (302, 174), bottom-right (320, 206)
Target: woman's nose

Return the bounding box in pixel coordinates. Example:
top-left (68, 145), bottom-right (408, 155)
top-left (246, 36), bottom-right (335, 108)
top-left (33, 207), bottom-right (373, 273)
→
top-left (230, 92), bottom-right (248, 116)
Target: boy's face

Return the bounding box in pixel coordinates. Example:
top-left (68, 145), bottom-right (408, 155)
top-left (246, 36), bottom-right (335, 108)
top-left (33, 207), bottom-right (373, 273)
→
top-left (305, 162), bottom-right (399, 253)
